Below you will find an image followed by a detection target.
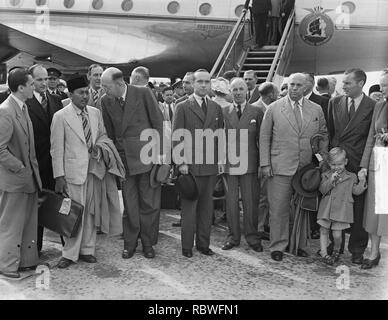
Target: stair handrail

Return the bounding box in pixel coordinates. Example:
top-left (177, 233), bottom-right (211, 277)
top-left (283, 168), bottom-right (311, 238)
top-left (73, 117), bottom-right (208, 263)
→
top-left (266, 8), bottom-right (295, 82)
top-left (210, 0), bottom-right (251, 78)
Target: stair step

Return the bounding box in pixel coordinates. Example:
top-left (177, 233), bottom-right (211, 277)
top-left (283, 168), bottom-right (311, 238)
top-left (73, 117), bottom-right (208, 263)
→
top-left (244, 57), bottom-right (274, 63)
top-left (242, 63), bottom-right (272, 70)
top-left (247, 51), bottom-right (276, 58)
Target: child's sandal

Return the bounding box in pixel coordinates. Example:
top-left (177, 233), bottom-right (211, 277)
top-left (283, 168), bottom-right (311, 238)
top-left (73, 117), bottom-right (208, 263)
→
top-left (322, 254), bottom-right (334, 265)
top-left (332, 250), bottom-right (340, 263)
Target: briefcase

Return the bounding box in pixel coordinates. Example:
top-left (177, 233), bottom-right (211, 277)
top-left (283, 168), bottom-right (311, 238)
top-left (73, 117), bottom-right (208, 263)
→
top-left (38, 189), bottom-right (84, 238)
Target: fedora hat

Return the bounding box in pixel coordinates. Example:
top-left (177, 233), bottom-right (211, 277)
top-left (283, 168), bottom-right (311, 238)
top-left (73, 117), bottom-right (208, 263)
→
top-left (292, 163), bottom-right (321, 198)
top-left (150, 164), bottom-right (171, 188)
top-left (174, 171), bottom-right (198, 201)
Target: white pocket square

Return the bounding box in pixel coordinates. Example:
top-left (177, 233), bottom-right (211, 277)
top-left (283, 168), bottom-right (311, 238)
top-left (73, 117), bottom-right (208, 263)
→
top-left (216, 117), bottom-right (219, 121)
top-left (250, 119), bottom-right (256, 123)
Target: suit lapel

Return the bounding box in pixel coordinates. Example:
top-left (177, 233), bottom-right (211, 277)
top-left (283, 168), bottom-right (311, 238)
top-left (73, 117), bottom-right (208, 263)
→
top-left (301, 99), bottom-right (313, 134)
top-left (227, 104), bottom-right (239, 128)
top-left (189, 96), bottom-right (205, 124)
top-left (281, 98), bottom-right (299, 134)
top-left (343, 95), bottom-right (370, 136)
top-left (10, 96), bottom-right (29, 136)
top-left (239, 103), bottom-right (252, 128)
top-left (64, 105), bottom-right (86, 143)
top-left (28, 96), bottom-right (50, 126)
top-left (204, 99), bottom-right (217, 128)
top-left (87, 107), bottom-right (99, 144)
top-left (122, 85), bottom-right (138, 135)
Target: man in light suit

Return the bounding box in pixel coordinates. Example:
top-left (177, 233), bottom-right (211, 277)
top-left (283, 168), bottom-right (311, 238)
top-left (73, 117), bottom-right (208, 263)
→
top-left (173, 69), bottom-right (224, 258)
top-left (87, 64), bottom-right (105, 110)
top-left (101, 67), bottom-right (164, 259)
top-left (51, 75), bottom-right (108, 269)
top-left (327, 68), bottom-right (375, 264)
top-left (159, 86), bottom-right (176, 124)
top-left (244, 70), bottom-right (261, 104)
top-left (26, 64), bottom-right (63, 253)
top-left (252, 82), bottom-right (279, 240)
top-left (221, 78), bottom-right (264, 252)
top-left (260, 73), bottom-right (328, 261)
top-left (0, 68), bottom-right (42, 278)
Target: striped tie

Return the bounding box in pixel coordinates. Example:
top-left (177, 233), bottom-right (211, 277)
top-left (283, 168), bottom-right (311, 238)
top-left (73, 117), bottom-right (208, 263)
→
top-left (40, 92), bottom-right (48, 113)
top-left (92, 89), bottom-right (99, 105)
top-left (81, 110), bottom-right (92, 152)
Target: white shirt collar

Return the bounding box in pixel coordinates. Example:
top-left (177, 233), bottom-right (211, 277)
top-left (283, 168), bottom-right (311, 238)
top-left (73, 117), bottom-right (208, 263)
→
top-left (71, 102), bottom-right (88, 116)
top-left (121, 85), bottom-right (127, 101)
top-left (193, 93), bottom-right (208, 106)
top-left (259, 98), bottom-right (268, 109)
top-left (11, 94), bottom-right (25, 111)
top-left (348, 93), bottom-right (364, 111)
top-left (234, 100), bottom-right (247, 112)
top-left (33, 90), bottom-right (45, 103)
top-left (288, 95), bottom-right (304, 109)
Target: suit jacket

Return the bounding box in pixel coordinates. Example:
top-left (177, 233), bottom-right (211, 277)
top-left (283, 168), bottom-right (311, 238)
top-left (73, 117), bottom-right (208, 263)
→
top-left (327, 94), bottom-right (375, 173)
top-left (252, 0), bottom-right (272, 14)
top-left (173, 96), bottom-right (224, 176)
top-left (101, 84), bottom-right (164, 176)
top-left (26, 92), bottom-right (62, 190)
top-left (251, 98), bottom-right (268, 114)
top-left (308, 92), bottom-right (329, 124)
top-left (48, 89), bottom-right (68, 101)
top-left (0, 95), bottom-right (42, 193)
top-left (223, 103), bottom-right (264, 175)
top-left (280, 0), bottom-right (295, 16)
top-left (260, 96), bottom-right (328, 176)
top-left (51, 103), bottom-right (107, 185)
top-left (87, 87), bottom-right (105, 110)
top-left (248, 86), bottom-right (260, 104)
top-left (175, 94), bottom-right (190, 105)
top-left (0, 90), bottom-right (9, 104)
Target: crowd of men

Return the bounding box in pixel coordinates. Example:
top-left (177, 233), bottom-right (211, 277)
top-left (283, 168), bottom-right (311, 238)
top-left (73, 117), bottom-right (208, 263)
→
top-left (0, 60), bottom-right (386, 279)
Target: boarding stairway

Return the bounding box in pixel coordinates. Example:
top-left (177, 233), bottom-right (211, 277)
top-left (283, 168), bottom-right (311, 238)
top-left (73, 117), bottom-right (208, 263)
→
top-left (210, 1), bottom-right (295, 87)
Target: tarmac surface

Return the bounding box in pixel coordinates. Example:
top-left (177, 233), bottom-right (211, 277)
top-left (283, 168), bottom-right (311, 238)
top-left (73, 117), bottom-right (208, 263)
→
top-left (1, 207), bottom-right (388, 300)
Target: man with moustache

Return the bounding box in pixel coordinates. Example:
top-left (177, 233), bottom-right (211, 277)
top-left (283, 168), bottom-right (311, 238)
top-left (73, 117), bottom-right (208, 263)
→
top-left (327, 68), bottom-right (376, 264)
top-left (0, 68), bottom-right (42, 278)
top-left (51, 75), bottom-right (108, 269)
top-left (175, 72), bottom-right (195, 104)
top-left (87, 64), bottom-right (105, 110)
top-left (221, 78), bottom-right (264, 252)
top-left (173, 69), bottom-right (224, 258)
top-left (26, 64), bottom-right (63, 253)
top-left (260, 73), bottom-right (328, 261)
top-left (101, 67), bottom-right (164, 259)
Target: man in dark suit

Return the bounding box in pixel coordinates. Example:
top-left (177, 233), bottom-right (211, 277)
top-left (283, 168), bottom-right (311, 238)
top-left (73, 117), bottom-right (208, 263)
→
top-left (280, 0), bottom-right (295, 32)
top-left (221, 78), bottom-right (264, 252)
top-left (251, 0), bottom-right (272, 48)
top-left (173, 69), bottom-right (224, 258)
top-left (316, 77), bottom-right (331, 99)
top-left (328, 69), bottom-right (376, 264)
top-left (0, 88), bottom-right (10, 104)
top-left (244, 70), bottom-right (261, 104)
top-left (26, 64), bottom-right (63, 254)
top-left (47, 67), bottom-right (68, 100)
top-left (101, 67), bottom-right (164, 259)
top-left (327, 68), bottom-right (376, 264)
top-left (303, 72), bottom-right (330, 239)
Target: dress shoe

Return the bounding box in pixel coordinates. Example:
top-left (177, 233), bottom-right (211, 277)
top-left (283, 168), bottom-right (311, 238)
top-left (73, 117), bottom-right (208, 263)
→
top-left (182, 249), bottom-right (193, 258)
top-left (122, 250), bottom-right (135, 259)
top-left (143, 247), bottom-right (155, 259)
top-left (311, 230), bottom-right (320, 239)
top-left (79, 255), bottom-right (97, 263)
top-left (197, 247), bottom-right (215, 256)
top-left (250, 243), bottom-right (263, 252)
top-left (222, 242), bottom-right (237, 250)
top-left (0, 270), bottom-right (21, 278)
top-left (297, 249), bottom-right (309, 258)
top-left (172, 220), bottom-right (181, 227)
top-left (351, 255), bottom-right (364, 265)
top-left (57, 258), bottom-right (74, 269)
top-left (271, 251), bottom-right (283, 261)
top-left (361, 253), bottom-right (381, 269)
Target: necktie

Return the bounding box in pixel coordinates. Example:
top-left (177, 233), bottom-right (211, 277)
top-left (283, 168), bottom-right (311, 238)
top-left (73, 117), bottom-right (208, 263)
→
top-left (247, 91), bottom-right (251, 101)
top-left (201, 97), bottom-right (207, 115)
top-left (349, 98), bottom-right (356, 120)
top-left (81, 110), bottom-right (92, 152)
top-left (92, 89), bottom-right (99, 105)
top-left (118, 97), bottom-right (125, 111)
top-left (236, 104), bottom-right (242, 119)
top-left (293, 101), bottom-right (302, 130)
top-left (40, 92), bottom-right (48, 113)
top-left (168, 104), bottom-right (173, 121)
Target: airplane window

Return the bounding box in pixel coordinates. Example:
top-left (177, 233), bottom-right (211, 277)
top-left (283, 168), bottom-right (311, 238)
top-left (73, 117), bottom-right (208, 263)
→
top-left (92, 0), bottom-right (103, 10)
top-left (121, 0), bottom-right (133, 11)
top-left (64, 0), bottom-right (75, 8)
top-left (9, 0), bottom-right (21, 6)
top-left (167, 1), bottom-right (180, 14)
top-left (199, 3), bottom-right (212, 16)
top-left (235, 5), bottom-right (244, 17)
top-left (36, 0), bottom-right (47, 6)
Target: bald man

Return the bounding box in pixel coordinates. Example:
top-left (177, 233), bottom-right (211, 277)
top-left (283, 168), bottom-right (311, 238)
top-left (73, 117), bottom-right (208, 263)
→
top-left (221, 78), bottom-right (264, 252)
top-left (100, 67), bottom-right (164, 259)
top-left (260, 73), bottom-right (328, 261)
